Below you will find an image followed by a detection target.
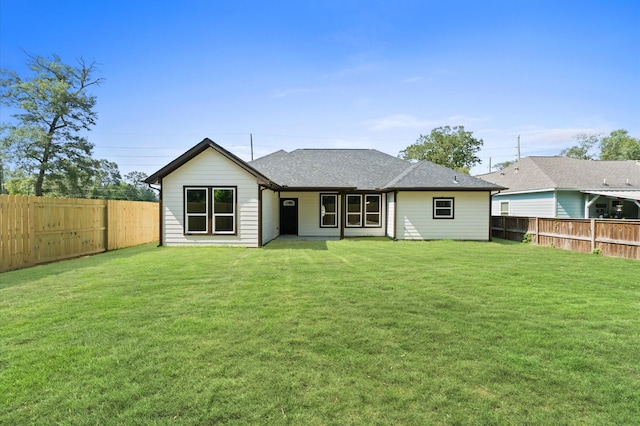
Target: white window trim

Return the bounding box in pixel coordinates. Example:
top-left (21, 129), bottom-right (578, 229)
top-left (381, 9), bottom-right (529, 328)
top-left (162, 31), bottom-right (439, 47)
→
top-left (500, 201), bottom-right (510, 216)
top-left (184, 186), bottom-right (236, 235)
top-left (346, 194), bottom-right (363, 227)
top-left (433, 197), bottom-right (454, 219)
top-left (185, 187), bottom-right (209, 234)
top-left (364, 194), bottom-right (381, 227)
top-left (212, 188), bottom-right (236, 234)
top-left (320, 193), bottom-right (338, 228)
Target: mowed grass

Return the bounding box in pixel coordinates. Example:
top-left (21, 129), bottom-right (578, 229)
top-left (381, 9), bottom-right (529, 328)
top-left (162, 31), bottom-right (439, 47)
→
top-left (1, 239), bottom-right (638, 425)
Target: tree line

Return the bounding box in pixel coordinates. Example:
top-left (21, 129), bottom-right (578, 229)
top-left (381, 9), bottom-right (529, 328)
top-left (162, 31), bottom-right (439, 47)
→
top-left (0, 53), bottom-right (156, 201)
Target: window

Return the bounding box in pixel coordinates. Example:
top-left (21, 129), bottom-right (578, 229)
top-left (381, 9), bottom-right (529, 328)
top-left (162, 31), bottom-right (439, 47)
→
top-left (213, 188), bottom-right (235, 233)
top-left (346, 195), bottom-right (362, 227)
top-left (344, 193), bottom-right (382, 228)
top-left (185, 188), bottom-right (208, 233)
top-left (364, 194), bottom-right (381, 227)
top-left (500, 202), bottom-right (509, 216)
top-left (433, 197), bottom-right (454, 219)
top-left (184, 187), bottom-right (236, 234)
top-left (320, 194), bottom-right (338, 227)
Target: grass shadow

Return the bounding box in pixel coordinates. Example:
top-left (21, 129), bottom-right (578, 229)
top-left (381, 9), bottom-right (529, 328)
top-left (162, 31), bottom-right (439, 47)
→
top-left (263, 239), bottom-right (329, 250)
top-left (0, 243), bottom-right (159, 289)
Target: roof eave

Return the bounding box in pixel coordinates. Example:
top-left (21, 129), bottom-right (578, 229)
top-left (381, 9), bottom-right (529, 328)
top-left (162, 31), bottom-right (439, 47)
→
top-left (144, 138), bottom-right (276, 187)
top-left (384, 186), bottom-right (506, 191)
top-left (277, 186), bottom-right (359, 192)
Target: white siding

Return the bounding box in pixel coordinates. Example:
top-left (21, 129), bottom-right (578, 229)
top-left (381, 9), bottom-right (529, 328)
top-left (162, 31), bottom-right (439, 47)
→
top-left (490, 198), bottom-right (503, 216)
top-left (491, 192), bottom-right (555, 217)
top-left (386, 191), bottom-right (396, 239)
top-left (273, 192), bottom-right (388, 238)
top-left (284, 192), bottom-right (342, 237)
top-left (396, 191), bottom-right (491, 240)
top-left (162, 148), bottom-right (261, 247)
top-left (261, 189), bottom-right (279, 244)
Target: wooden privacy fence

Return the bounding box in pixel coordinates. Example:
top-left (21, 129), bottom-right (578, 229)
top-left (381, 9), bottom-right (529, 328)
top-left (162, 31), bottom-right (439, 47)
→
top-left (492, 216), bottom-right (640, 260)
top-left (0, 195), bottom-right (159, 272)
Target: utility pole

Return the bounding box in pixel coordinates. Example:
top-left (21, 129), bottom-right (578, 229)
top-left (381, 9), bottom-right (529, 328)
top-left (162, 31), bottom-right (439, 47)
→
top-left (517, 135), bottom-right (521, 161)
top-left (488, 157), bottom-right (492, 172)
top-left (250, 133), bottom-right (254, 161)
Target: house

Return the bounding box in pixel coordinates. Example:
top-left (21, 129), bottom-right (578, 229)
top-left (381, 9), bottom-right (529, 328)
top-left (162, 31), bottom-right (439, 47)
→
top-left (144, 138), bottom-right (505, 247)
top-left (478, 156), bottom-right (640, 219)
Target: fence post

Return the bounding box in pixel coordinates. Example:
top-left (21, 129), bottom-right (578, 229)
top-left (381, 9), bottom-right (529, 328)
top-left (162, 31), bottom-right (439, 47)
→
top-left (104, 200), bottom-right (109, 251)
top-left (28, 195), bottom-right (35, 266)
top-left (590, 218), bottom-right (596, 253)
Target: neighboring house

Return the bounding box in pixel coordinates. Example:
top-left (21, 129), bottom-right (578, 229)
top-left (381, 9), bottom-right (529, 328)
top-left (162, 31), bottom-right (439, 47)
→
top-left (144, 138), bottom-right (505, 247)
top-left (479, 156), bottom-right (640, 219)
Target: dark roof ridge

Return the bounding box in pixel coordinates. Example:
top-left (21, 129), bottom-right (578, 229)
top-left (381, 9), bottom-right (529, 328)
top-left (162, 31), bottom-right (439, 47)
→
top-left (250, 149), bottom-right (289, 164)
top-left (292, 148), bottom-right (380, 151)
top-left (382, 161), bottom-right (420, 188)
top-left (384, 159), bottom-right (506, 190)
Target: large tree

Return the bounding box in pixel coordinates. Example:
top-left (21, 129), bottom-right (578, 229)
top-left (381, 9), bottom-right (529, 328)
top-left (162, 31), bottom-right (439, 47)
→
top-left (599, 129), bottom-right (640, 160)
top-left (560, 133), bottom-right (600, 160)
top-left (560, 129), bottom-right (639, 161)
top-left (492, 160), bottom-right (515, 171)
top-left (122, 171), bottom-right (158, 201)
top-left (399, 125), bottom-right (483, 173)
top-left (0, 53), bottom-right (104, 196)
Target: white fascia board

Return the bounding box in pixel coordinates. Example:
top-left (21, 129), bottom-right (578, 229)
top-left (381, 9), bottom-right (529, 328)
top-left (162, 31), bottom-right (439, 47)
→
top-left (492, 188), bottom-right (556, 196)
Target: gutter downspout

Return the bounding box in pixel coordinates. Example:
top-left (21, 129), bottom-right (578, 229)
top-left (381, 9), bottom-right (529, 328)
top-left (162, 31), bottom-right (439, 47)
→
top-left (258, 186), bottom-right (265, 248)
top-left (340, 191), bottom-right (345, 240)
top-left (157, 178), bottom-right (163, 246)
top-left (488, 192), bottom-right (492, 241)
top-left (393, 190), bottom-right (398, 240)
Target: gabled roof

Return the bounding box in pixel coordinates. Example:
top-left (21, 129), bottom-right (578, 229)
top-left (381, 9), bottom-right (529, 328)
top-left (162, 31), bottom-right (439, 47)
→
top-left (385, 160), bottom-right (503, 190)
top-left (145, 138), bottom-right (505, 191)
top-left (478, 156), bottom-right (640, 193)
top-left (144, 138), bottom-right (276, 186)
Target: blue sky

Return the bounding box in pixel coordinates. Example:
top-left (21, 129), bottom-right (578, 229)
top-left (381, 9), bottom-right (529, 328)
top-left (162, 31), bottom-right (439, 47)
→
top-left (1, 0), bottom-right (639, 176)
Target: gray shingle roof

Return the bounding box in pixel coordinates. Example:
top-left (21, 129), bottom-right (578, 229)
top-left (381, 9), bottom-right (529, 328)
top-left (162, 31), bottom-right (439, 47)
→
top-left (144, 138), bottom-right (505, 191)
top-left (249, 148), bottom-right (409, 189)
top-left (385, 160), bottom-right (503, 189)
top-left (250, 148), bottom-right (504, 190)
top-left (478, 156), bottom-right (640, 192)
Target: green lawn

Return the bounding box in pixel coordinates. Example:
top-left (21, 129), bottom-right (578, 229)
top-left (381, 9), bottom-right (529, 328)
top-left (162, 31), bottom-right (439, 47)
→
top-left (1, 239), bottom-right (638, 425)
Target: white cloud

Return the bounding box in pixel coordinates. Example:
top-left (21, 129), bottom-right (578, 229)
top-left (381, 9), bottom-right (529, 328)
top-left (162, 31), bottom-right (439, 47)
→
top-left (322, 62), bottom-right (380, 80)
top-left (330, 137), bottom-right (375, 150)
top-left (516, 126), bottom-right (607, 153)
top-left (365, 114), bottom-right (489, 131)
top-left (402, 76), bottom-right (423, 83)
top-left (444, 115), bottom-right (490, 125)
top-left (470, 124), bottom-right (612, 175)
top-left (366, 114), bottom-right (436, 131)
top-left (269, 87), bottom-right (316, 99)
